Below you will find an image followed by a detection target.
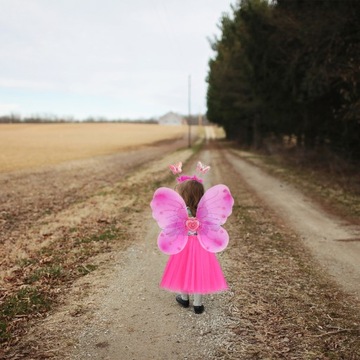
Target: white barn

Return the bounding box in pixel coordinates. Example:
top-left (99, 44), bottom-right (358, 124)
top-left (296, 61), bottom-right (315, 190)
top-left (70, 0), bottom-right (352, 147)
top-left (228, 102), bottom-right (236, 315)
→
top-left (158, 112), bottom-right (185, 126)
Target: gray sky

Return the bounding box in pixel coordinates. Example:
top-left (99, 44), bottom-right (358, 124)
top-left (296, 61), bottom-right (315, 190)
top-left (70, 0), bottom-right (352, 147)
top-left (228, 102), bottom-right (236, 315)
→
top-left (0, 0), bottom-right (233, 120)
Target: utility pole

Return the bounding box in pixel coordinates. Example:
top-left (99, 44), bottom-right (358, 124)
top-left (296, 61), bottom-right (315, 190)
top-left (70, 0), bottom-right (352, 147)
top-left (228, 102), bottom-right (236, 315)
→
top-left (188, 74), bottom-right (191, 148)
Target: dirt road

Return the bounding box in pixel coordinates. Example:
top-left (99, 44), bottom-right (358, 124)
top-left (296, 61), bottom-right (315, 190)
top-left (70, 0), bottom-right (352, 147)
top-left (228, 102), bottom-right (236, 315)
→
top-left (224, 149), bottom-right (360, 298)
top-left (3, 134), bottom-right (360, 359)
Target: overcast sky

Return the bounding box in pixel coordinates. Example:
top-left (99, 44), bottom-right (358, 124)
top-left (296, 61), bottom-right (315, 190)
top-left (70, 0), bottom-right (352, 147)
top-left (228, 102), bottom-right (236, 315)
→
top-left (0, 0), bottom-right (233, 120)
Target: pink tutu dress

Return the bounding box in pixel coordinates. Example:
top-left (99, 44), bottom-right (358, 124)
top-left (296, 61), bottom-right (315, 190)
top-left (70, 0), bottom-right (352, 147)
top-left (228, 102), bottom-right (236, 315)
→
top-left (160, 209), bottom-right (228, 294)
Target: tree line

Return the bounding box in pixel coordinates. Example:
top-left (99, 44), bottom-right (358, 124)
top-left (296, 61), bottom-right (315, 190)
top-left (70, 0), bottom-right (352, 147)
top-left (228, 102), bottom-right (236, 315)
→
top-left (207, 0), bottom-right (360, 161)
top-left (0, 114), bottom-right (208, 125)
top-left (0, 114), bottom-right (158, 124)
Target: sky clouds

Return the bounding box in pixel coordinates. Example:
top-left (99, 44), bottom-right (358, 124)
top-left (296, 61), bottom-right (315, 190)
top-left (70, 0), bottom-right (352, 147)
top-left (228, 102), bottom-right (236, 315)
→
top-left (0, 0), bottom-right (232, 119)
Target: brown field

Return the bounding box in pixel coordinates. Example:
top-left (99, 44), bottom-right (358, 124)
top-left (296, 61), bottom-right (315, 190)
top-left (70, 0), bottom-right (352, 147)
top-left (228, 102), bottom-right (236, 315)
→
top-left (0, 123), bottom-right (188, 172)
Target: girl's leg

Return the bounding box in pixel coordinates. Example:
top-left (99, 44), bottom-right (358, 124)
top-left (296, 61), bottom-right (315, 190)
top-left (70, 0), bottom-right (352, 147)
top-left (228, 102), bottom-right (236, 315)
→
top-left (193, 294), bottom-right (204, 314)
top-left (176, 293), bottom-right (189, 308)
top-left (193, 294), bottom-right (203, 306)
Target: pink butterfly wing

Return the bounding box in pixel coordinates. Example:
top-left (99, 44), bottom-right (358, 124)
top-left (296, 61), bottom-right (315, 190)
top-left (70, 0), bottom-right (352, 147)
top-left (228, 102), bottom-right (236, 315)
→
top-left (150, 187), bottom-right (188, 255)
top-left (201, 166), bottom-right (210, 174)
top-left (176, 161), bottom-right (183, 173)
top-left (196, 184), bottom-right (234, 253)
top-left (196, 161), bottom-right (210, 174)
top-left (198, 226), bottom-right (230, 253)
top-left (169, 162), bottom-right (182, 175)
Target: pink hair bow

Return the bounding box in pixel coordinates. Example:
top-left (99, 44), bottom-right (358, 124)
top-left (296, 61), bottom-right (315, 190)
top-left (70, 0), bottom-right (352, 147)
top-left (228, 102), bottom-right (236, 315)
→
top-left (176, 175), bottom-right (203, 183)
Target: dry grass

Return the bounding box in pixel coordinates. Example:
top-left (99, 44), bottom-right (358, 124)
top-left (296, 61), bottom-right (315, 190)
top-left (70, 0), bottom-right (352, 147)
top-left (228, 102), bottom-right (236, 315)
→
top-left (214, 150), bottom-right (360, 359)
top-left (0, 123), bottom-right (187, 172)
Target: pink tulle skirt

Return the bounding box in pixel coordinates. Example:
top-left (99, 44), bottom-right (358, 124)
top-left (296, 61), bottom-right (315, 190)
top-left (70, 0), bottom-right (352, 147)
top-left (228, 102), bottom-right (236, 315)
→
top-left (160, 235), bottom-right (228, 294)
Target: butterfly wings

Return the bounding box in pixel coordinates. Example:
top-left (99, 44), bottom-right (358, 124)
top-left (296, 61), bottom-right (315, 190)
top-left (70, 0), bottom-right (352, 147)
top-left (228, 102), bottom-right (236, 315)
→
top-left (196, 185), bottom-right (234, 253)
top-left (151, 185), bottom-right (234, 255)
top-left (169, 162), bottom-right (182, 175)
top-left (196, 161), bottom-right (210, 174)
top-left (150, 187), bottom-right (188, 255)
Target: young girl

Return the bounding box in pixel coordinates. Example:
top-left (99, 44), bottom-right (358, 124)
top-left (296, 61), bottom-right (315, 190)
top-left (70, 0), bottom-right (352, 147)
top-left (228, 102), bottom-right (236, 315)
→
top-left (151, 165), bottom-right (233, 314)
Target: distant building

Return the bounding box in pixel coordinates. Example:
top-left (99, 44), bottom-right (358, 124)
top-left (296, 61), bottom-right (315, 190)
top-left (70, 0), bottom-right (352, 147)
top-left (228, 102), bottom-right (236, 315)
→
top-left (158, 112), bottom-right (185, 126)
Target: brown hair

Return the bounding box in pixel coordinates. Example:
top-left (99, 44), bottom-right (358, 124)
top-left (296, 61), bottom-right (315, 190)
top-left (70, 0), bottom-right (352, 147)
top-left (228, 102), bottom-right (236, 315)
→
top-left (176, 180), bottom-right (205, 217)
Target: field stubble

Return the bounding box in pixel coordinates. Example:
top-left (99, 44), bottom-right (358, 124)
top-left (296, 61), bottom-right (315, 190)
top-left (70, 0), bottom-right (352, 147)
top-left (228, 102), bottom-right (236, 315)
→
top-left (0, 123), bottom-right (188, 172)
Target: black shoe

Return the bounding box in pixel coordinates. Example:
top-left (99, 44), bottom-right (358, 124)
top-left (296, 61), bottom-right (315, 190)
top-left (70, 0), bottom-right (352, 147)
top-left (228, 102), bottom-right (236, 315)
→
top-left (176, 295), bottom-right (189, 308)
top-left (194, 305), bottom-right (205, 314)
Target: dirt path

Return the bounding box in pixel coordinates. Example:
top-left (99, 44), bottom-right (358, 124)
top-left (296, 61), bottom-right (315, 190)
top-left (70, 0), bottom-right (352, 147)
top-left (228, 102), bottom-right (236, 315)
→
top-left (3, 136), bottom-right (360, 359)
top-left (24, 149), bottom-right (235, 360)
top-left (224, 149), bottom-right (360, 298)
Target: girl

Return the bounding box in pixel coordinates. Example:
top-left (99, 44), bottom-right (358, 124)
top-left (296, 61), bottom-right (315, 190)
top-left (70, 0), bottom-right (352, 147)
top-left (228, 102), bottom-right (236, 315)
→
top-left (152, 175), bottom-right (232, 314)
